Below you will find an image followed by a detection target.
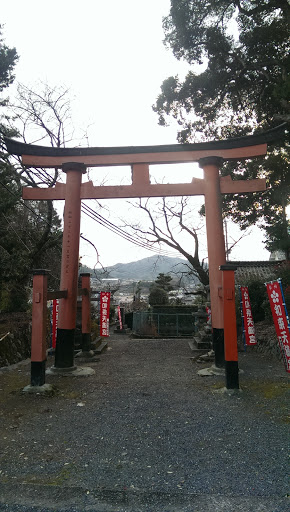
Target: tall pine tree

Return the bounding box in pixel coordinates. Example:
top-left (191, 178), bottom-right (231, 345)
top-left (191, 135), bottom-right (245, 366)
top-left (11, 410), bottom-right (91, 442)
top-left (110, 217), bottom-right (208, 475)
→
top-left (154, 1), bottom-right (290, 259)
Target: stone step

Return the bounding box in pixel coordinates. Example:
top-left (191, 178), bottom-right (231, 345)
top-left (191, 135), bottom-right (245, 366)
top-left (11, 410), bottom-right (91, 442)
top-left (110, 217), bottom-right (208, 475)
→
top-left (192, 336), bottom-right (212, 350)
top-left (94, 341), bottom-right (108, 354)
top-left (188, 340), bottom-right (204, 352)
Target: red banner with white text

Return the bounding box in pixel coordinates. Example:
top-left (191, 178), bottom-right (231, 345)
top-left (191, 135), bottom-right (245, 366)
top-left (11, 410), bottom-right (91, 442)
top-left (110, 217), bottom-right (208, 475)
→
top-left (240, 286), bottom-right (257, 346)
top-left (100, 292), bottom-right (111, 337)
top-left (266, 281), bottom-right (290, 373)
top-left (117, 305), bottom-right (123, 330)
top-left (52, 299), bottom-right (59, 349)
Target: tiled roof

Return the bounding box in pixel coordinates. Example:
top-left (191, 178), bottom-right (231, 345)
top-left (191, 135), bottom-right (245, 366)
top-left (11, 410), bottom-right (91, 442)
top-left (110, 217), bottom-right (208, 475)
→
top-left (228, 260), bottom-right (286, 285)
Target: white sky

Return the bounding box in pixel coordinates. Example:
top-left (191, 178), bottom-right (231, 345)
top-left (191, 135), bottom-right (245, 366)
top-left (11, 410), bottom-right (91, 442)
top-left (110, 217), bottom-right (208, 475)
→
top-left (2, 0), bottom-right (272, 268)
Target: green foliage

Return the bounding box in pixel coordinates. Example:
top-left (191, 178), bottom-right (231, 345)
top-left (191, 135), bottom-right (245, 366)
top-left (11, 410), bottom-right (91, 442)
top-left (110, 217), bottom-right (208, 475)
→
top-left (0, 25), bottom-right (18, 93)
top-left (220, 151), bottom-right (290, 259)
top-left (148, 273), bottom-right (174, 305)
top-left (154, 273), bottom-right (173, 291)
top-left (158, 1), bottom-right (289, 131)
top-left (148, 285), bottom-right (169, 306)
top-left (154, 1), bottom-right (290, 257)
top-left (0, 25), bottom-right (18, 138)
top-left (0, 194), bottom-right (63, 312)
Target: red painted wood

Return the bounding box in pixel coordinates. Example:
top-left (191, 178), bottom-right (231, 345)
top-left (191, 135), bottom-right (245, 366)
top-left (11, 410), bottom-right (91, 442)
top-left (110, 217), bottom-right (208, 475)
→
top-left (201, 158), bottom-right (226, 330)
top-left (31, 273), bottom-right (48, 362)
top-left (57, 164), bottom-right (86, 330)
top-left (81, 274), bottom-right (91, 335)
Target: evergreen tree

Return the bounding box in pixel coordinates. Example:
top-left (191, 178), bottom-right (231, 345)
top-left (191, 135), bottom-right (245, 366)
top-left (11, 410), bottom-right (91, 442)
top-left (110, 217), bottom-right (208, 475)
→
top-left (154, 1), bottom-right (290, 258)
top-left (155, 273), bottom-right (173, 291)
top-left (148, 273), bottom-right (173, 305)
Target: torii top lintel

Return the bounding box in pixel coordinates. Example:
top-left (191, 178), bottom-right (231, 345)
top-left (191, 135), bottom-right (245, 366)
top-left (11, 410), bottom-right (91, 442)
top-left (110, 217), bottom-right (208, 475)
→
top-left (4, 124), bottom-right (286, 200)
top-left (4, 124), bottom-right (285, 167)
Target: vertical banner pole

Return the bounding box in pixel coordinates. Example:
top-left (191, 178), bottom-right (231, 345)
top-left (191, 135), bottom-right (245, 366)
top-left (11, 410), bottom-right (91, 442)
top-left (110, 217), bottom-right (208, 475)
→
top-left (279, 278), bottom-right (290, 328)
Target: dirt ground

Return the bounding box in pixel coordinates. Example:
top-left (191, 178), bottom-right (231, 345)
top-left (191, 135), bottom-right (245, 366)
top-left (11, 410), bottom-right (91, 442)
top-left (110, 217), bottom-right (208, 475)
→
top-left (0, 331), bottom-right (289, 512)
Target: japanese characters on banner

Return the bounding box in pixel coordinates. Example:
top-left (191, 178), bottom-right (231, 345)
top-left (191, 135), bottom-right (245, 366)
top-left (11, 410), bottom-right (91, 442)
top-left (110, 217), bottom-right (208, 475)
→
top-left (117, 305), bottom-right (123, 330)
top-left (100, 292), bottom-right (111, 337)
top-left (240, 286), bottom-right (257, 346)
top-left (266, 281), bottom-right (290, 373)
top-left (51, 299), bottom-right (59, 349)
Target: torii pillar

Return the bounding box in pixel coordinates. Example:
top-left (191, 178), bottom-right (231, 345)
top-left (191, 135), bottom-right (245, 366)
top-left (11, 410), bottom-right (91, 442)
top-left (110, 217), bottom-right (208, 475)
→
top-left (199, 157), bottom-right (226, 367)
top-left (54, 162), bottom-right (86, 369)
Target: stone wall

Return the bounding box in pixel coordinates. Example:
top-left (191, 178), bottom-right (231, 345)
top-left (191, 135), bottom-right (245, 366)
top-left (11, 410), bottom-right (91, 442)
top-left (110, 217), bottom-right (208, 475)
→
top-left (0, 313), bottom-right (31, 368)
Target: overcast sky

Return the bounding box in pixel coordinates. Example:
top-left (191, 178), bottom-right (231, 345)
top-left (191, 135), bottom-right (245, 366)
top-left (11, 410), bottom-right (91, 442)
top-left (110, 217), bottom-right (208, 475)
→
top-left (2, 0), bottom-right (271, 268)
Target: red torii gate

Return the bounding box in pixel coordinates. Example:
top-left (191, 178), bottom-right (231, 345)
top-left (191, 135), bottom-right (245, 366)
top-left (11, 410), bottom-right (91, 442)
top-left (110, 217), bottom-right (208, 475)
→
top-left (5, 125), bottom-right (285, 388)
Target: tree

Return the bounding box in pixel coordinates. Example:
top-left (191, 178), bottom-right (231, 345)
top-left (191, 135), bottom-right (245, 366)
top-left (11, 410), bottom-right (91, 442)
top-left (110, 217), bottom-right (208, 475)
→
top-left (148, 273), bottom-right (173, 306)
top-left (0, 24), bottom-right (18, 109)
top-left (148, 285), bottom-right (169, 306)
top-left (124, 197), bottom-right (209, 286)
top-left (8, 82), bottom-right (78, 187)
top-left (154, 1), bottom-right (290, 258)
top-left (0, 81), bottom-right (74, 310)
top-left (155, 273), bottom-right (173, 291)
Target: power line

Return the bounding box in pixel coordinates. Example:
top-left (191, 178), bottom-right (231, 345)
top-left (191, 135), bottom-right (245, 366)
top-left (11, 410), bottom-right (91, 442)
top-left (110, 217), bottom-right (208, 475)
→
top-left (81, 203), bottom-right (177, 257)
top-left (0, 179), bottom-right (178, 261)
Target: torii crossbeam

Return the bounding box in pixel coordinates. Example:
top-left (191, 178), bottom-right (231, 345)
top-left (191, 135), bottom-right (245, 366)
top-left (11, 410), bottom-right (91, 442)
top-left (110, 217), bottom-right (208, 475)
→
top-left (5, 124), bottom-right (286, 387)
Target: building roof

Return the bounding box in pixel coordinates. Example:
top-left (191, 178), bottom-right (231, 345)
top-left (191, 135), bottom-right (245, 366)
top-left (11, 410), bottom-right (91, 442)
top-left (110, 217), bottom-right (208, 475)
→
top-left (228, 260), bottom-right (287, 285)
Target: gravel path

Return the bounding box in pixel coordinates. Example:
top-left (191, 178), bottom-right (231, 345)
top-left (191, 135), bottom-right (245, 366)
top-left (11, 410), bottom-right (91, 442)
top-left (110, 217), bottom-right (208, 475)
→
top-left (0, 333), bottom-right (289, 511)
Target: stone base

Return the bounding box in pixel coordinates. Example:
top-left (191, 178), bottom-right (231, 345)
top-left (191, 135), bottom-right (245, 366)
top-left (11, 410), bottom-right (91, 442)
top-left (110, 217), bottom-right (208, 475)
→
top-left (46, 366), bottom-right (95, 377)
top-left (75, 350), bottom-right (100, 361)
top-left (198, 365), bottom-right (226, 377)
top-left (198, 365), bottom-right (244, 377)
top-left (22, 383), bottom-right (54, 395)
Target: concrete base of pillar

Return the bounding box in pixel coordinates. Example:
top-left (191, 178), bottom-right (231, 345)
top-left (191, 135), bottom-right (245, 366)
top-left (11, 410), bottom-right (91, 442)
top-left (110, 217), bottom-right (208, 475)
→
top-left (75, 350), bottom-right (95, 358)
top-left (75, 350), bottom-right (100, 362)
top-left (22, 383), bottom-right (54, 395)
top-left (46, 366), bottom-right (95, 377)
top-left (31, 361), bottom-right (46, 386)
top-left (197, 365), bottom-right (225, 377)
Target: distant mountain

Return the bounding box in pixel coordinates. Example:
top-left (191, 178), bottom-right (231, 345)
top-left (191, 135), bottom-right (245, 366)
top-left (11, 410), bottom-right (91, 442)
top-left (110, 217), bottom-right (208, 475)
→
top-left (80, 255), bottom-right (199, 282)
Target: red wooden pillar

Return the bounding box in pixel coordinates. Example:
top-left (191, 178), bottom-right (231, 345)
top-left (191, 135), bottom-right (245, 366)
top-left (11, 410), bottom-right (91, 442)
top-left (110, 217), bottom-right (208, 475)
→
top-left (55, 162), bottom-right (86, 369)
top-left (199, 157), bottom-right (226, 367)
top-left (220, 264), bottom-right (239, 389)
top-left (80, 273), bottom-right (91, 352)
top-left (31, 270), bottom-right (48, 386)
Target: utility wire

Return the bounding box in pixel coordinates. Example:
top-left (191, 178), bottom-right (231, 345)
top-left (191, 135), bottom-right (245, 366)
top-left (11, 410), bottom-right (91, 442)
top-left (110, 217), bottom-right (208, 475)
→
top-left (81, 202), bottom-right (177, 257)
top-left (0, 179), bottom-right (178, 261)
